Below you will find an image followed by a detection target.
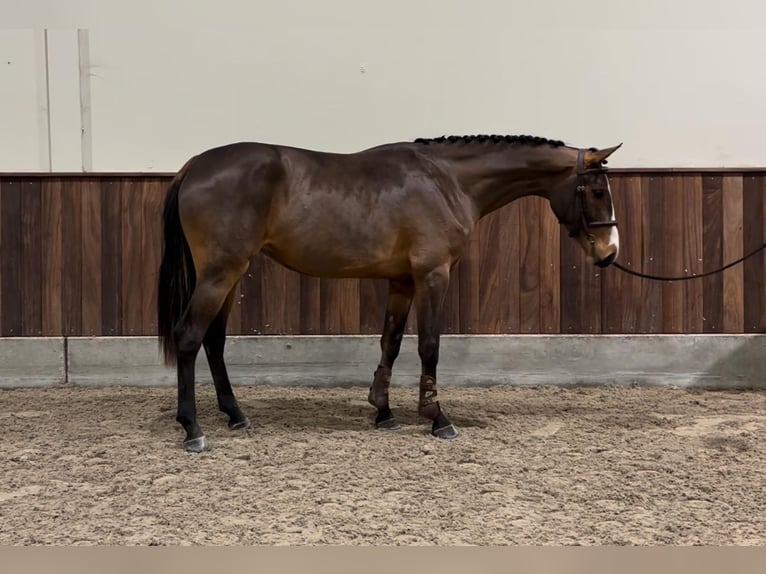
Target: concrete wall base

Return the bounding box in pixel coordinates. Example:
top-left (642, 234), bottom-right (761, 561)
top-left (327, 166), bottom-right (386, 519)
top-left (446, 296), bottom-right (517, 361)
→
top-left (1, 335), bottom-right (765, 390)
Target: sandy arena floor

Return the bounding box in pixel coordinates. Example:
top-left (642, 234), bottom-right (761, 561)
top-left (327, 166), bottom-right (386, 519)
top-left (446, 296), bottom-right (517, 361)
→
top-left (1, 384), bottom-right (765, 545)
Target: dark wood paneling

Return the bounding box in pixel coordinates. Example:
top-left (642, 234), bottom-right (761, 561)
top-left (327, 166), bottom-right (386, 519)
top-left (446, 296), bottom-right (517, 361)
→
top-left (240, 258), bottom-right (263, 334)
top-left (141, 180), bottom-right (164, 335)
top-left (21, 180), bottom-right (42, 335)
top-left (299, 275), bottom-right (321, 335)
top-left (602, 176), bottom-right (643, 333)
top-left (640, 176), bottom-right (664, 333)
top-left (478, 204), bottom-right (520, 333)
top-left (519, 197), bottom-right (541, 333)
top-left (1, 171), bottom-right (764, 337)
top-left (722, 176), bottom-right (744, 333)
top-left (682, 175), bottom-right (704, 333)
top-left (61, 180), bottom-right (83, 336)
top-left (539, 199), bottom-right (560, 334)
top-left (661, 176), bottom-right (684, 333)
top-left (81, 180), bottom-right (102, 336)
top-left (41, 180), bottom-right (63, 335)
top-left (100, 179), bottom-right (122, 335)
top-left (458, 228), bottom-right (480, 334)
top-left (702, 176), bottom-right (724, 333)
top-left (743, 175), bottom-right (765, 332)
top-left (359, 279), bottom-right (388, 335)
top-left (1, 180), bottom-right (22, 336)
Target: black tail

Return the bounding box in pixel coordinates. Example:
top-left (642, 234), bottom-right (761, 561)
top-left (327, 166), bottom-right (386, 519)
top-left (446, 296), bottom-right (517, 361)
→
top-left (157, 159), bottom-right (196, 366)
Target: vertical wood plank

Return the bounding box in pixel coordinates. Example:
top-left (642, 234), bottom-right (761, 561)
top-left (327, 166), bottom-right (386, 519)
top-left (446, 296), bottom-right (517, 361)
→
top-left (0, 181), bottom-right (2, 332)
top-left (722, 175), bottom-right (744, 332)
top-left (241, 257), bottom-right (263, 334)
top-left (41, 180), bottom-right (63, 336)
top-left (702, 175), bottom-right (724, 333)
top-left (519, 197), bottom-right (541, 333)
top-left (1, 180), bottom-right (22, 336)
top-left (120, 179), bottom-right (144, 335)
top-left (359, 279), bottom-right (388, 334)
top-left (141, 180), bottom-right (164, 336)
top-left (227, 279), bottom-right (243, 335)
top-left (601, 175), bottom-right (643, 333)
top-left (639, 175), bottom-right (663, 332)
top-left (560, 233), bottom-right (602, 333)
top-left (682, 175), bottom-right (704, 333)
top-left (743, 175), bottom-right (765, 332)
top-left (21, 180), bottom-right (42, 335)
top-left (101, 179), bottom-right (123, 335)
top-left (539, 198), bottom-right (560, 333)
top-left (320, 279), bottom-right (360, 334)
top-left (62, 180), bottom-right (83, 336)
top-left (80, 180), bottom-right (102, 335)
top-left (478, 203), bottom-right (520, 333)
top-left (260, 257), bottom-right (301, 334)
top-left (559, 225), bottom-right (582, 334)
top-left (661, 176), bottom-right (684, 333)
top-left (458, 227), bottom-right (480, 334)
top-left (299, 274), bottom-right (321, 334)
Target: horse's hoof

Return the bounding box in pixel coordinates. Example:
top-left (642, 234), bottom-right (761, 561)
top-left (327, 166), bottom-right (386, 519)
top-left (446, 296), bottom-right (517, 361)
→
top-left (432, 423), bottom-right (459, 440)
top-left (375, 416), bottom-right (401, 431)
top-left (228, 417), bottom-right (251, 431)
top-left (183, 436), bottom-right (208, 453)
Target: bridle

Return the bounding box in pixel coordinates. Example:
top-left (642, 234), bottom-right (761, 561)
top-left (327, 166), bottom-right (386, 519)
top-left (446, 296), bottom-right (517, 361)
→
top-left (568, 148), bottom-right (619, 239)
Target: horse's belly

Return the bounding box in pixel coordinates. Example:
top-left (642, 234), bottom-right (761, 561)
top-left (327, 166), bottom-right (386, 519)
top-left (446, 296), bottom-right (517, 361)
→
top-left (260, 239), bottom-right (410, 279)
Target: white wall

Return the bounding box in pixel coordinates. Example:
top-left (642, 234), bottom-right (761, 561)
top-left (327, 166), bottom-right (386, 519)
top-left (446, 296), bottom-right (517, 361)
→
top-left (3, 1), bottom-right (766, 172)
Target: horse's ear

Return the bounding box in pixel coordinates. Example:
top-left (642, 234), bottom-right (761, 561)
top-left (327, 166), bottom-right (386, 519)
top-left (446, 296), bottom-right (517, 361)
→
top-left (585, 143), bottom-right (622, 167)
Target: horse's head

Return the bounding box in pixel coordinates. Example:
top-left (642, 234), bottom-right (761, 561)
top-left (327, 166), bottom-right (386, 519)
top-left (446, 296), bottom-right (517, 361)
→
top-left (550, 144), bottom-right (621, 268)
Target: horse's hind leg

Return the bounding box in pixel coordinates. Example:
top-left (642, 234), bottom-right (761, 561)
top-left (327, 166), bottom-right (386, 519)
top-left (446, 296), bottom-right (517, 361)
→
top-left (175, 264), bottom-right (246, 452)
top-left (368, 277), bottom-right (414, 430)
top-left (203, 282), bottom-right (250, 431)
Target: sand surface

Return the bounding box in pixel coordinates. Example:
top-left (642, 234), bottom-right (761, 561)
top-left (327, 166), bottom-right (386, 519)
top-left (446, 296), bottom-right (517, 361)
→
top-left (1, 384), bottom-right (765, 545)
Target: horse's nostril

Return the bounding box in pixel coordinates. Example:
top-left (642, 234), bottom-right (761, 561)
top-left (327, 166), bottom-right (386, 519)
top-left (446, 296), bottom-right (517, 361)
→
top-left (597, 252), bottom-right (617, 268)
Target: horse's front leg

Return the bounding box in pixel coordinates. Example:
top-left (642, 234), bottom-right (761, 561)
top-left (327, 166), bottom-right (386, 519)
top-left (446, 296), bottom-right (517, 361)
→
top-left (413, 264), bottom-right (458, 439)
top-left (368, 277), bottom-right (415, 430)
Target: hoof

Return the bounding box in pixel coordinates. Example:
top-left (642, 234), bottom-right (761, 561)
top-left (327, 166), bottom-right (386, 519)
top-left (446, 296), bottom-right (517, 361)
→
top-left (375, 416), bottom-right (401, 431)
top-left (432, 423), bottom-right (459, 440)
top-left (228, 417), bottom-right (251, 431)
top-left (183, 435), bottom-right (208, 453)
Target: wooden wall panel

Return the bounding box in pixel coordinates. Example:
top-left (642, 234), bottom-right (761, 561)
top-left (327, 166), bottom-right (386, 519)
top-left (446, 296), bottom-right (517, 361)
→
top-left (640, 176), bottom-right (664, 332)
top-left (141, 180), bottom-right (165, 335)
top-left (743, 175), bottom-right (765, 332)
top-left (661, 176), bottom-right (684, 333)
top-left (1, 180), bottom-right (22, 336)
top-left (81, 180), bottom-right (102, 335)
top-left (702, 176), bottom-right (724, 333)
top-left (2, 171), bottom-right (766, 338)
top-left (722, 176), bottom-right (745, 332)
top-left (478, 204), bottom-right (520, 333)
top-left (602, 176), bottom-right (642, 333)
top-left (518, 197), bottom-right (542, 333)
top-left (21, 180), bottom-right (42, 335)
top-left (682, 175), bottom-right (704, 333)
top-left (41, 180), bottom-right (63, 335)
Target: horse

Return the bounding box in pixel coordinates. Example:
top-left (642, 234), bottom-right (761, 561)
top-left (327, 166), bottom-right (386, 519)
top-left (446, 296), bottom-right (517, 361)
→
top-left (157, 134), bottom-right (621, 452)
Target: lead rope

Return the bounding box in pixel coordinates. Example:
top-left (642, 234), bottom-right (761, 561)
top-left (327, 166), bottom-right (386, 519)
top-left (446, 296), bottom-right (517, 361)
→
top-left (612, 242), bottom-right (766, 282)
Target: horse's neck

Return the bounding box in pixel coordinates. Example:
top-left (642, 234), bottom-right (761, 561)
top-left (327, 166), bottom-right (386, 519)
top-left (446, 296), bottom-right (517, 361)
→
top-left (445, 145), bottom-right (574, 219)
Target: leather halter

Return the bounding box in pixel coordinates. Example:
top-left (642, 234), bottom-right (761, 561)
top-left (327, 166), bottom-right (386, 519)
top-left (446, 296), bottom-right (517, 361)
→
top-left (568, 148), bottom-right (619, 238)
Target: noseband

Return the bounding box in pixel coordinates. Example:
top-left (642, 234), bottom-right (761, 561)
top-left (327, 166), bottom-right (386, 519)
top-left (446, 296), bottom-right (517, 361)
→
top-left (568, 148), bottom-right (619, 238)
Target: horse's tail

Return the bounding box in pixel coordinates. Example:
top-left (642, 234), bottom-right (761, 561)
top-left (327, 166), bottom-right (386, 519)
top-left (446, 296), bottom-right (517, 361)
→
top-left (157, 157), bottom-right (197, 366)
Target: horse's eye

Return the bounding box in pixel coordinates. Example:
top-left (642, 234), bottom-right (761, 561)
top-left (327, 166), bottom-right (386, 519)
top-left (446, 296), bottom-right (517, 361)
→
top-left (593, 189), bottom-right (605, 199)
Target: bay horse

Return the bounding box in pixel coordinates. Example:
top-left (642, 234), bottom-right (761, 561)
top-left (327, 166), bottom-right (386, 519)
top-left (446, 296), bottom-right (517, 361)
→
top-left (157, 134), bottom-right (621, 452)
